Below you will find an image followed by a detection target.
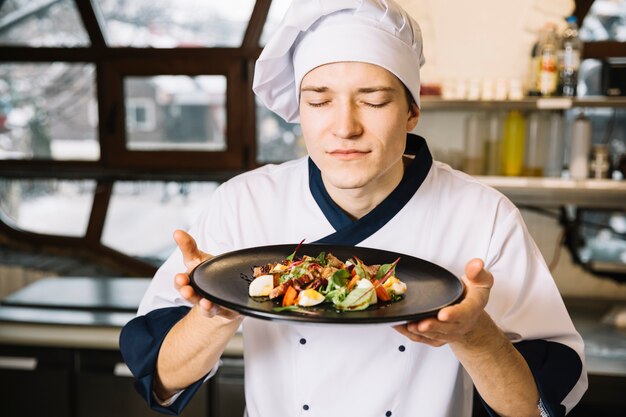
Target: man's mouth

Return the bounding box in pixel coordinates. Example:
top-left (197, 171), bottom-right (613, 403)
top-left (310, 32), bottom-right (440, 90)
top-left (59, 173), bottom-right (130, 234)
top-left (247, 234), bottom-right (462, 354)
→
top-left (327, 149), bottom-right (370, 160)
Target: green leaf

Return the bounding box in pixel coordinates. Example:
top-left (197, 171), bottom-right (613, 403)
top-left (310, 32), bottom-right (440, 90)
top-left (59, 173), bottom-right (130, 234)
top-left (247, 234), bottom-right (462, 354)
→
top-left (326, 287), bottom-right (347, 304)
top-left (326, 269), bottom-right (350, 291)
top-left (335, 287), bottom-right (373, 311)
top-left (315, 251), bottom-right (327, 266)
top-left (354, 264), bottom-right (368, 279)
top-left (375, 263), bottom-right (394, 280)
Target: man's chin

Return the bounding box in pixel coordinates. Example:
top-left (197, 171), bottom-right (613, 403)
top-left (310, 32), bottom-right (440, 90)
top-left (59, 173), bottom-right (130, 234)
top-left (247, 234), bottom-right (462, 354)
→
top-left (323, 174), bottom-right (369, 191)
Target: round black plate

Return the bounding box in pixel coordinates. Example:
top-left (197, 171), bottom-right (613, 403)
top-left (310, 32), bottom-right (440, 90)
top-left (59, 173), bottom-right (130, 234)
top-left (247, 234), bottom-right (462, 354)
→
top-left (190, 244), bottom-right (464, 324)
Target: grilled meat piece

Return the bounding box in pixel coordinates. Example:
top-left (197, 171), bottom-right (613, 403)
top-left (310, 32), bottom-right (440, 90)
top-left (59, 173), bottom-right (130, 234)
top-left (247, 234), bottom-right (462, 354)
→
top-left (269, 280), bottom-right (291, 299)
top-left (325, 253), bottom-right (345, 269)
top-left (320, 266), bottom-right (339, 279)
top-left (253, 263), bottom-right (276, 278)
top-left (308, 277), bottom-right (328, 291)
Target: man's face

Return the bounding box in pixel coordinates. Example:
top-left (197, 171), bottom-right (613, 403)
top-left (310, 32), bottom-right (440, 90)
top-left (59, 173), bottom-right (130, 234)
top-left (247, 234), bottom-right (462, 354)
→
top-left (299, 62), bottom-right (419, 194)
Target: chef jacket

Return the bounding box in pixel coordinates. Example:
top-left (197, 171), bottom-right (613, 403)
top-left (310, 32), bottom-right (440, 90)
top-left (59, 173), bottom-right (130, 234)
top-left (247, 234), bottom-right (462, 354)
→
top-left (120, 135), bottom-right (587, 417)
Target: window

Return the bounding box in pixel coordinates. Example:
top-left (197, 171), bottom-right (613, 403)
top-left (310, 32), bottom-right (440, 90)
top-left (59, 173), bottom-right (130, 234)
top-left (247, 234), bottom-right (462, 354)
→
top-left (0, 0), bottom-right (89, 47)
top-left (0, 63), bottom-right (99, 160)
top-left (124, 75), bottom-right (227, 151)
top-left (97, 0), bottom-right (256, 47)
top-left (256, 99), bottom-right (306, 163)
top-left (101, 180), bottom-right (218, 263)
top-left (126, 98), bottom-right (156, 133)
top-left (0, 179), bottom-right (96, 237)
top-left (0, 0), bottom-right (278, 274)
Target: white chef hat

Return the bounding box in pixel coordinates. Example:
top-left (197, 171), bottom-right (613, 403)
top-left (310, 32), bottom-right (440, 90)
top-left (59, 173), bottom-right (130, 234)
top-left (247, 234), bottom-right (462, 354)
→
top-left (253, 0), bottom-right (425, 123)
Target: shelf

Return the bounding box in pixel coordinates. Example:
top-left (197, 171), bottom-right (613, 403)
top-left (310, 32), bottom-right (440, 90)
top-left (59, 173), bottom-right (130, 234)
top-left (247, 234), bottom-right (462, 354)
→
top-left (478, 176), bottom-right (626, 208)
top-left (420, 96), bottom-right (626, 111)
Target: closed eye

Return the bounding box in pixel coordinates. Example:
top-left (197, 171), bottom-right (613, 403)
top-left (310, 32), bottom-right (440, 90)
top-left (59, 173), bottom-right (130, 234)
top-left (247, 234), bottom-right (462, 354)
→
top-left (307, 101), bottom-right (330, 108)
top-left (363, 101), bottom-right (389, 108)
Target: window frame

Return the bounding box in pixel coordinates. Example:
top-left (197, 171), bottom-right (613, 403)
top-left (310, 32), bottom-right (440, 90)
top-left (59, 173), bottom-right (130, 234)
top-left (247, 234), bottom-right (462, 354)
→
top-left (0, 0), bottom-right (271, 275)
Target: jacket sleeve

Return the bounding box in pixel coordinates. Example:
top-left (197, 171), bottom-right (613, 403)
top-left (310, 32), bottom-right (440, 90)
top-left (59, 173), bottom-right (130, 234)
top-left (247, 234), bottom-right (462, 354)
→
top-left (119, 184), bottom-right (236, 414)
top-left (480, 205), bottom-right (587, 415)
top-left (119, 306), bottom-right (213, 415)
top-left (477, 339), bottom-right (584, 417)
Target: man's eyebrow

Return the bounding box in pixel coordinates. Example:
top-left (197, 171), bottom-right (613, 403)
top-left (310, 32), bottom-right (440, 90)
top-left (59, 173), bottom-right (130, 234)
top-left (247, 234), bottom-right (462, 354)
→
top-left (300, 86), bottom-right (329, 93)
top-left (300, 86), bottom-right (397, 94)
top-left (357, 87), bottom-right (397, 94)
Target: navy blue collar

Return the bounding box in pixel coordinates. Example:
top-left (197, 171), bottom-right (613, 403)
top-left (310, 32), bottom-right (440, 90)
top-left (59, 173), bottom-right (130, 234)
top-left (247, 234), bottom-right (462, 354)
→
top-left (310, 134), bottom-right (432, 245)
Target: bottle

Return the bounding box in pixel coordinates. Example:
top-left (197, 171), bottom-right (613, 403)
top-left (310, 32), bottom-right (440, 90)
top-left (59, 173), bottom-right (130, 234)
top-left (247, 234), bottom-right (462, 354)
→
top-left (463, 113), bottom-right (487, 175)
top-left (590, 145), bottom-right (610, 179)
top-left (559, 16), bottom-right (583, 97)
top-left (501, 110), bottom-right (526, 176)
top-left (523, 112), bottom-right (548, 176)
top-left (527, 38), bottom-right (541, 96)
top-left (484, 112), bottom-right (503, 175)
top-left (569, 112), bottom-right (591, 180)
top-left (543, 112), bottom-right (565, 177)
top-left (537, 23), bottom-right (559, 97)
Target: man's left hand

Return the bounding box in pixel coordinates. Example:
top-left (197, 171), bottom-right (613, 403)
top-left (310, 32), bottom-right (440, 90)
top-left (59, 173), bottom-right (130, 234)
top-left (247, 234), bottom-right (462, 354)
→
top-left (394, 258), bottom-right (493, 347)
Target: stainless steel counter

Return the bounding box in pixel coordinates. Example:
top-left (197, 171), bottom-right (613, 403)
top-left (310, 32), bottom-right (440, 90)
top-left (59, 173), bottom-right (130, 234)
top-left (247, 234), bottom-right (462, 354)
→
top-left (0, 277), bottom-right (624, 378)
top-left (0, 277), bottom-right (243, 354)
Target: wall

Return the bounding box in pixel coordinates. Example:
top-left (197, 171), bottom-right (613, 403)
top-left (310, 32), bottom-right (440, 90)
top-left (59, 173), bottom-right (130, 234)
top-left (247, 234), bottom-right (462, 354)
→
top-left (399, 0), bottom-right (574, 88)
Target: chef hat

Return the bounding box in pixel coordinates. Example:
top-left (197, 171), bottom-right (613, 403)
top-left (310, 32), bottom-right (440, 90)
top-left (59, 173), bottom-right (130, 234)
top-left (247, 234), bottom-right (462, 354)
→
top-left (253, 0), bottom-right (425, 123)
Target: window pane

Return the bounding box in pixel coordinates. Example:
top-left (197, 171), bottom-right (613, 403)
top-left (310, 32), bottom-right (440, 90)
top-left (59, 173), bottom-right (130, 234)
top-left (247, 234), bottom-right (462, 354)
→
top-left (0, 179), bottom-right (95, 237)
top-left (256, 100), bottom-right (306, 163)
top-left (580, 0), bottom-right (626, 42)
top-left (259, 0), bottom-right (291, 46)
top-left (101, 181), bottom-right (218, 263)
top-left (97, 0), bottom-right (255, 47)
top-left (0, 0), bottom-right (89, 47)
top-left (0, 63), bottom-right (99, 160)
top-left (125, 76), bottom-right (227, 151)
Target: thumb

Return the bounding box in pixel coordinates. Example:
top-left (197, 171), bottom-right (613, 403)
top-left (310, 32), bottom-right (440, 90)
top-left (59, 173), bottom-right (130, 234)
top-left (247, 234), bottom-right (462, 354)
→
top-left (460, 258), bottom-right (492, 308)
top-left (173, 229), bottom-right (210, 271)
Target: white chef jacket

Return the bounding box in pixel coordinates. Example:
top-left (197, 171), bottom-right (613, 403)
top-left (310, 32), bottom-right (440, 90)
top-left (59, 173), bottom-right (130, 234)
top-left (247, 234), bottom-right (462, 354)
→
top-left (126, 136), bottom-right (587, 417)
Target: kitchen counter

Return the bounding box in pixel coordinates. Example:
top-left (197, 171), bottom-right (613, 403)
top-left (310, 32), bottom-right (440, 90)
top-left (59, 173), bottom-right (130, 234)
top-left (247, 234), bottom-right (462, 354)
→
top-left (0, 277), bottom-right (624, 376)
top-left (0, 277), bottom-right (243, 354)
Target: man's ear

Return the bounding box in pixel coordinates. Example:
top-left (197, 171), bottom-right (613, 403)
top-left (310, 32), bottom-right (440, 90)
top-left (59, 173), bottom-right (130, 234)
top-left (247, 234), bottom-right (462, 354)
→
top-left (406, 103), bottom-right (420, 131)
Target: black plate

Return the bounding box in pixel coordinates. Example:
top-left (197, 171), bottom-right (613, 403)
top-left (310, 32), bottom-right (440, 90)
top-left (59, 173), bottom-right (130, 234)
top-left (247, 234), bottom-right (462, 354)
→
top-left (190, 244), bottom-right (464, 324)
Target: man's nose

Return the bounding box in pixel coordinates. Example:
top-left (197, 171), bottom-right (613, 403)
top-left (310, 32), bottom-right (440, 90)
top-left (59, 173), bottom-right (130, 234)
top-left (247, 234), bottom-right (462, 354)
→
top-left (332, 102), bottom-right (363, 139)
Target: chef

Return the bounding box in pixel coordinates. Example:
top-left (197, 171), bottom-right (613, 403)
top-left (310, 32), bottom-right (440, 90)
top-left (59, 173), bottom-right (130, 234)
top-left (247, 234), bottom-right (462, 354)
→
top-left (120, 1), bottom-right (587, 416)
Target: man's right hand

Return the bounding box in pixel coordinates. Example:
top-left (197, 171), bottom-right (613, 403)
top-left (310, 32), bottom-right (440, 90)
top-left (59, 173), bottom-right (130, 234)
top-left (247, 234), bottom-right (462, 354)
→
top-left (173, 230), bottom-right (240, 320)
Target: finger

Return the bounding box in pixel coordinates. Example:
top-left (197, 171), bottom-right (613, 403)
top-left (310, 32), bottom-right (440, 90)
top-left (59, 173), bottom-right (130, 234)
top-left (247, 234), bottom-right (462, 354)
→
top-left (174, 273), bottom-right (190, 289)
top-left (393, 325), bottom-right (447, 347)
top-left (405, 320), bottom-right (453, 340)
top-left (437, 295), bottom-right (484, 323)
top-left (458, 259), bottom-right (493, 310)
top-left (173, 229), bottom-right (211, 270)
top-left (179, 284), bottom-right (202, 304)
top-left (198, 298), bottom-right (213, 311)
top-left (463, 258), bottom-right (493, 290)
top-left (410, 319), bottom-right (472, 340)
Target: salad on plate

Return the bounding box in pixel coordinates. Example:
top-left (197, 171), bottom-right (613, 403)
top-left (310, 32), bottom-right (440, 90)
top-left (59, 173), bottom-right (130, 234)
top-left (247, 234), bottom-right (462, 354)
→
top-left (248, 244), bottom-right (406, 312)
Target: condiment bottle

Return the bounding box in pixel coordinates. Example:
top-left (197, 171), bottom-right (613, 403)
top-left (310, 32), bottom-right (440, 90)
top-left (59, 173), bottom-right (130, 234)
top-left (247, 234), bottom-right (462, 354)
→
top-left (484, 112), bottom-right (503, 175)
top-left (569, 112), bottom-right (591, 180)
top-left (543, 112), bottom-right (565, 177)
top-left (538, 23), bottom-right (559, 97)
top-left (463, 113), bottom-right (487, 175)
top-left (501, 110), bottom-right (526, 176)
